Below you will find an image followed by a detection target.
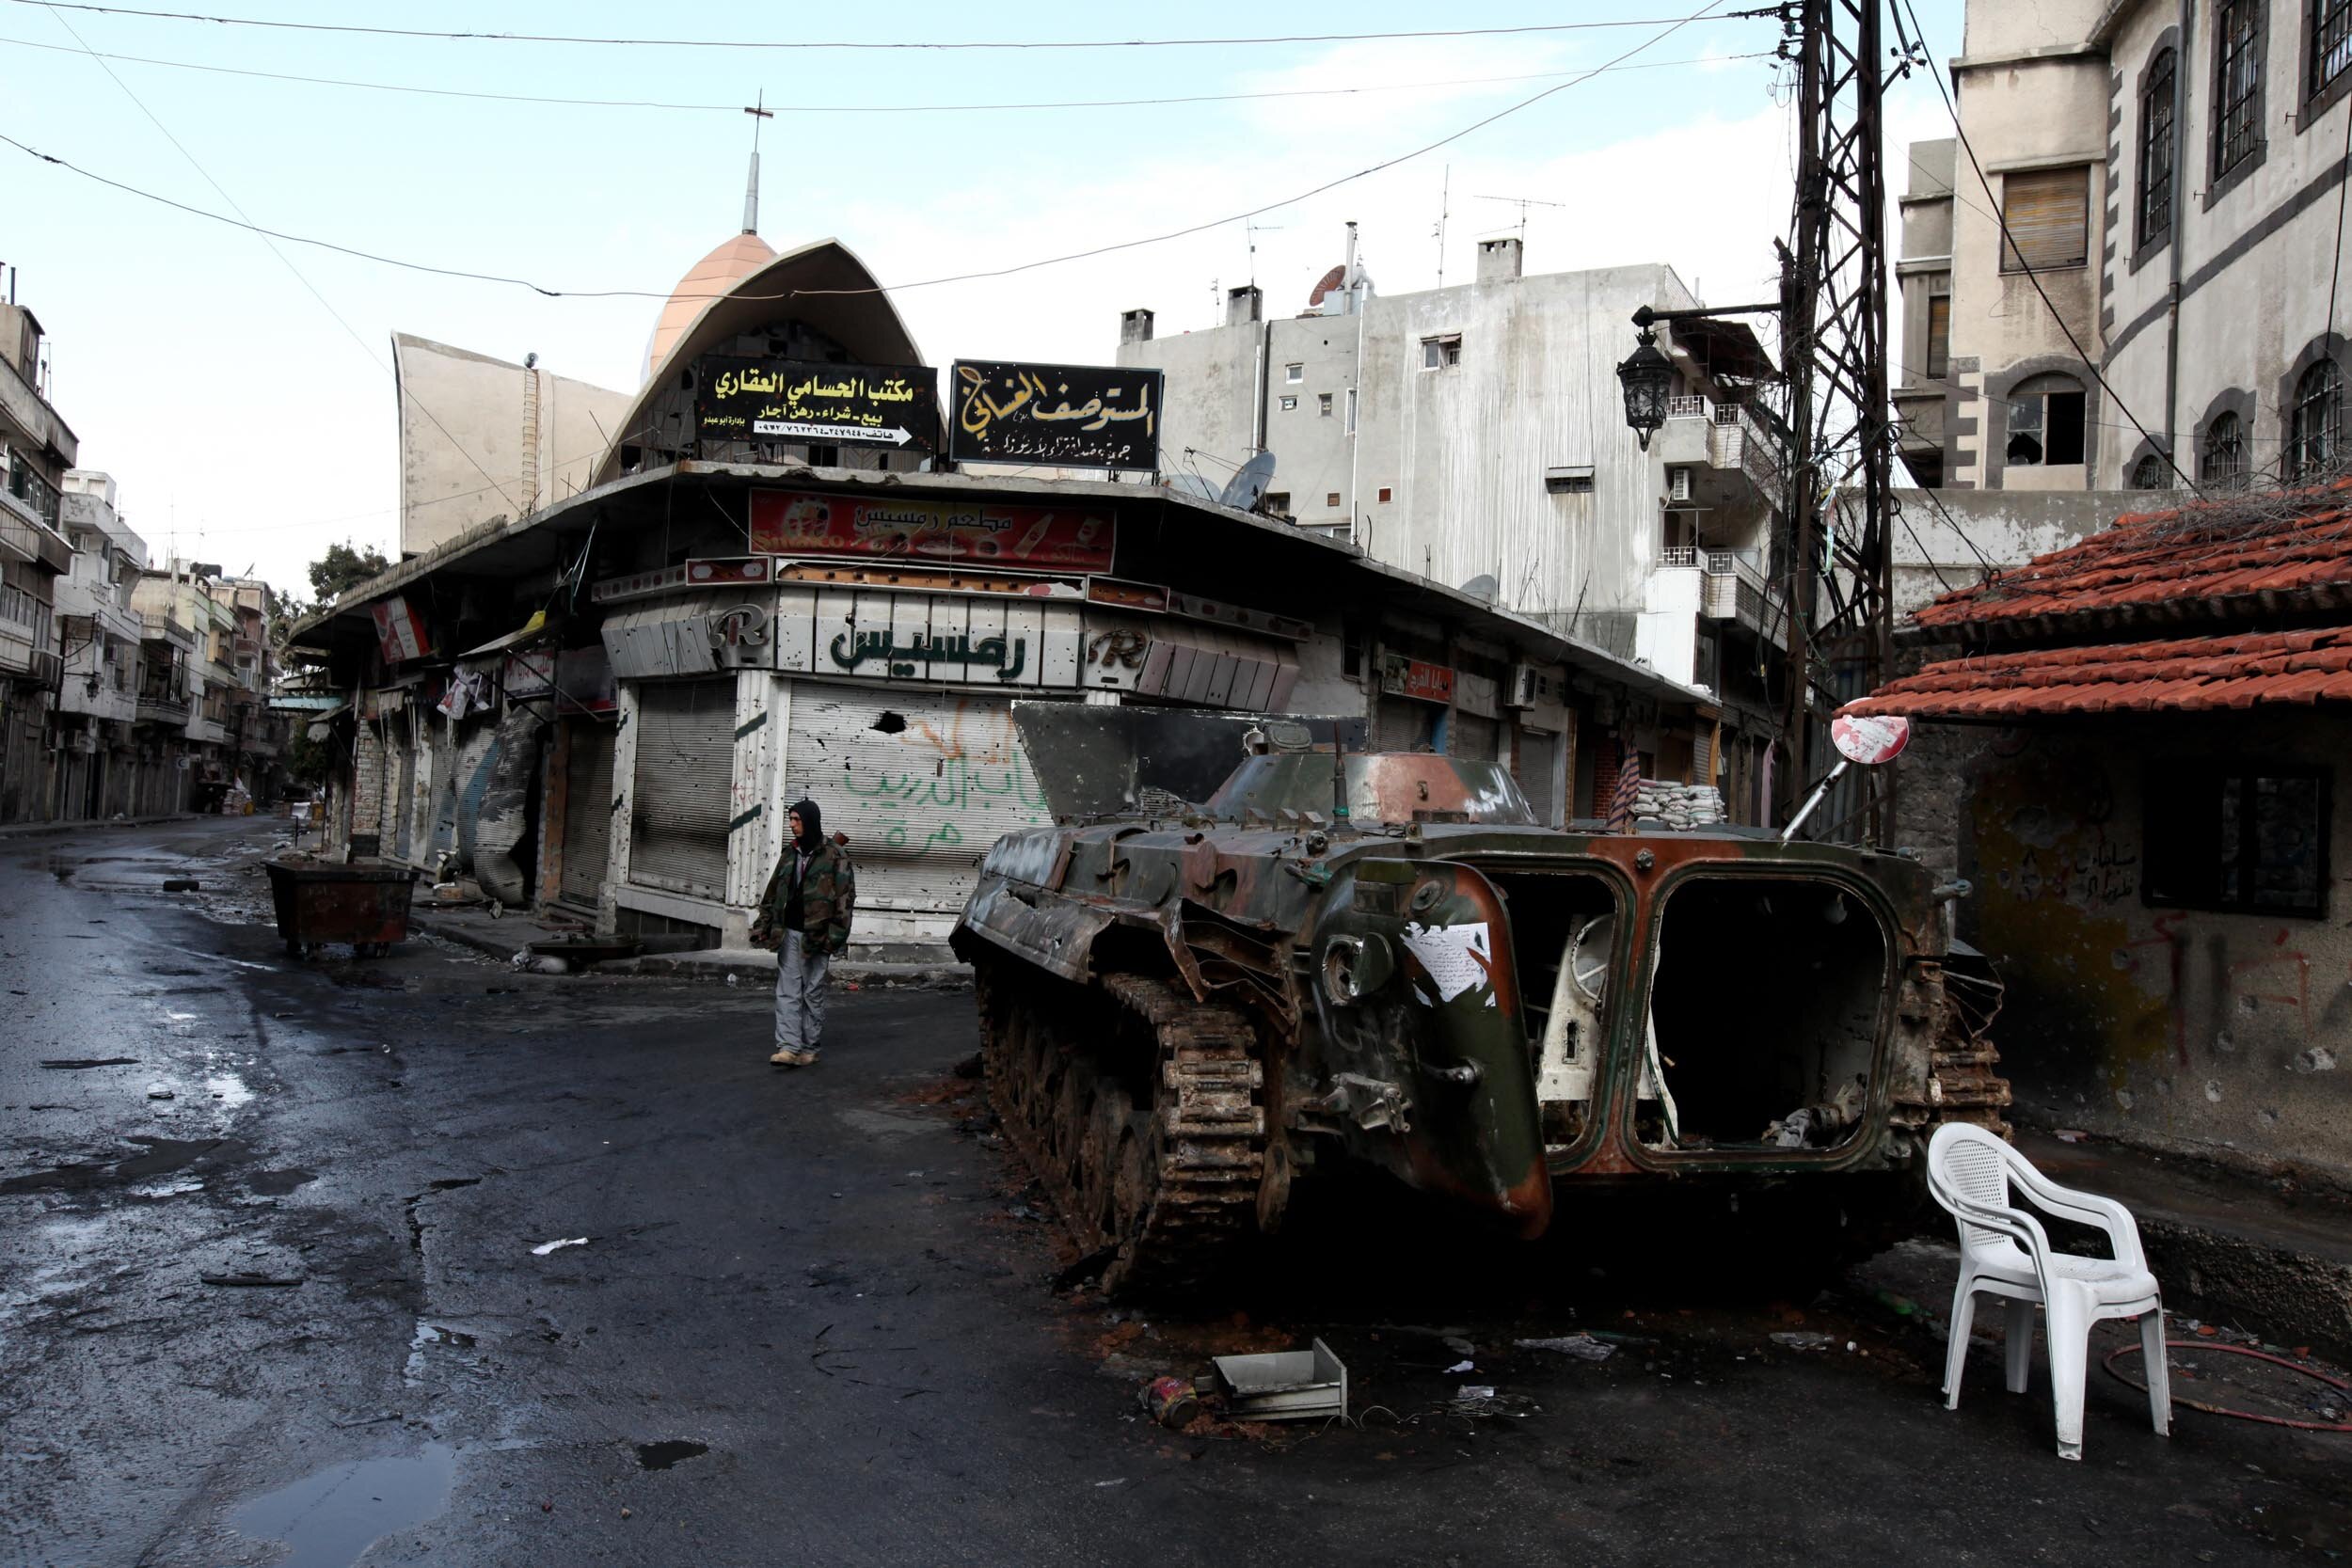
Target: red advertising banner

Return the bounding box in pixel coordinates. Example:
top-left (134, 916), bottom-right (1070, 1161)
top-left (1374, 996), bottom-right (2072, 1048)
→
top-left (748, 489), bottom-right (1115, 572)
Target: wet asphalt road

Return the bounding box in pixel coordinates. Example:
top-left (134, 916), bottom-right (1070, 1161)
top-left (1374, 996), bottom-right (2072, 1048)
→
top-left (2, 816), bottom-right (2347, 1568)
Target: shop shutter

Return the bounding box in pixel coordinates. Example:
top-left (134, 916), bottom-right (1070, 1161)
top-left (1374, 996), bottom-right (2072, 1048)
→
top-left (1374, 698), bottom-right (1433, 753)
top-left (783, 683), bottom-right (1055, 915)
top-left (560, 722), bottom-right (616, 908)
top-left (2000, 167), bottom-right (2088, 271)
top-left (1515, 726), bottom-right (1559, 827)
top-left (390, 719), bottom-right (417, 862)
top-left (1449, 710), bottom-right (1499, 761)
top-left (629, 679), bottom-right (735, 900)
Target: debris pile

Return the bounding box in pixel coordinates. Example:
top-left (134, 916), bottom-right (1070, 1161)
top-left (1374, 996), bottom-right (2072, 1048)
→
top-left (1629, 780), bottom-right (1727, 829)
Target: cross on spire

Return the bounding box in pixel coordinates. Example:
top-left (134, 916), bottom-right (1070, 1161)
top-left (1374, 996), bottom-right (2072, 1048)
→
top-left (742, 91), bottom-right (771, 235)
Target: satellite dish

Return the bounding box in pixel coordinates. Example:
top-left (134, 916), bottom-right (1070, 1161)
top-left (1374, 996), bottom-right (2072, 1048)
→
top-left (1459, 573), bottom-right (1499, 604)
top-left (1165, 471), bottom-right (1220, 503)
top-left (1217, 451), bottom-right (1278, 512)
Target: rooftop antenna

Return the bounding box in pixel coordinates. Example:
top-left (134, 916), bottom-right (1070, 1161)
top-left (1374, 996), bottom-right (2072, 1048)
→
top-left (741, 91), bottom-right (772, 234)
top-left (1473, 192), bottom-right (1567, 248)
top-left (1434, 164), bottom-right (1450, 289)
top-left (1245, 217), bottom-right (1282, 289)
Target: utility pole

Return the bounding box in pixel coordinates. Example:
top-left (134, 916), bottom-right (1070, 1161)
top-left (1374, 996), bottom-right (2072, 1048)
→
top-left (1776, 0), bottom-right (1894, 847)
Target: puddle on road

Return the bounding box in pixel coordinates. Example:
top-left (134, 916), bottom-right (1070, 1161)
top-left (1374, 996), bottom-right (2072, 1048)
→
top-left (635, 1439), bottom-right (709, 1471)
top-left (404, 1322), bottom-right (483, 1385)
top-left (204, 1074), bottom-right (254, 1109)
top-left (228, 1444), bottom-right (456, 1568)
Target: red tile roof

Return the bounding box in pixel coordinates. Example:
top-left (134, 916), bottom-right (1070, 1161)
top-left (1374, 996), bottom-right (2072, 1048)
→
top-left (1909, 477), bottom-right (2352, 640)
top-left (1844, 626), bottom-right (2352, 720)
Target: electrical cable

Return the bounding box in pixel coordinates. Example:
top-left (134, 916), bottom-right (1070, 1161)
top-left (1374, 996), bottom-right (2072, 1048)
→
top-left (0, 34), bottom-right (1769, 116)
top-left (2104, 1338), bottom-right (2352, 1433)
top-left (1899, 0), bottom-right (2202, 498)
top-left (32, 4), bottom-right (523, 518)
top-left (0, 2), bottom-right (1764, 51)
top-left (0, 0), bottom-right (1738, 305)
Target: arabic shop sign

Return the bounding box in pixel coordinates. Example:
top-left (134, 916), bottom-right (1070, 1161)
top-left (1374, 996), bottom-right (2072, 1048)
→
top-left (747, 489), bottom-right (1115, 572)
top-left (949, 360), bottom-right (1162, 471)
top-left (832, 626), bottom-right (1028, 682)
top-left (696, 356), bottom-right (939, 452)
top-left (1380, 653), bottom-right (1455, 705)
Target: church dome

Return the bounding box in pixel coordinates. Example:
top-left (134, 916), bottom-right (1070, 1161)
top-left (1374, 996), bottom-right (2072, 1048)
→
top-left (641, 231), bottom-right (778, 384)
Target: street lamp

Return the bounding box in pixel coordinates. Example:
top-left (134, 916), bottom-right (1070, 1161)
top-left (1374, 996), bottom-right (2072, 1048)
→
top-left (1616, 299), bottom-right (1787, 450)
top-left (1615, 323), bottom-right (1675, 451)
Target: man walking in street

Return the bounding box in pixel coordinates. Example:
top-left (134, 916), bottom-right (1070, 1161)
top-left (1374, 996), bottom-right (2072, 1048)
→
top-left (750, 797), bottom-right (855, 1068)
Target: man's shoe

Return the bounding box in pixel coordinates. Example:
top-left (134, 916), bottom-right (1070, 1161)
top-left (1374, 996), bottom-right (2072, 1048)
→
top-left (770, 1048), bottom-right (818, 1068)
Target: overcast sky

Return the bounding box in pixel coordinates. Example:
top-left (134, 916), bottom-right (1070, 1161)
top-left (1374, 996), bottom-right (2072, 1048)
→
top-left (3, 0), bottom-right (1960, 592)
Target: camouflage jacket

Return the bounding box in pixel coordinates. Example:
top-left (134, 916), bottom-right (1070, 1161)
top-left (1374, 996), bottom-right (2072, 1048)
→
top-left (754, 837), bottom-right (855, 958)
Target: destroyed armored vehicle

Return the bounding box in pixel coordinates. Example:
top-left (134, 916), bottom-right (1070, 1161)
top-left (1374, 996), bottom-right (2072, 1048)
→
top-left (951, 710), bottom-right (2008, 1293)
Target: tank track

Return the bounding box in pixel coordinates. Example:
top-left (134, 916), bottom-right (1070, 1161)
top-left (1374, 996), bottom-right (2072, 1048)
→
top-left (976, 964), bottom-right (1266, 1295)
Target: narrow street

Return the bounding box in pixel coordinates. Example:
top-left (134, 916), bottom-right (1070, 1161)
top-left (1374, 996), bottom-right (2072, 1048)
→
top-left (2, 817), bottom-right (2344, 1567)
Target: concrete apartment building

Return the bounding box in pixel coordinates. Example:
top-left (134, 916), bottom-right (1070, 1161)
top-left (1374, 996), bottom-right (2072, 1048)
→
top-left (0, 295), bottom-right (75, 822)
top-left (1893, 0), bottom-right (2349, 494)
top-left (52, 471), bottom-right (151, 817)
top-left (1115, 233), bottom-right (1794, 818)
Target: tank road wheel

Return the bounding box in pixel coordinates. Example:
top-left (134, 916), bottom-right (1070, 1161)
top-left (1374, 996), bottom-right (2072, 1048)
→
top-left (975, 963), bottom-right (1268, 1297)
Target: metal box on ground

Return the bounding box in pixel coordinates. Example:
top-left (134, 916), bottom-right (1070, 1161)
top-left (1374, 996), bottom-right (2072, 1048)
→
top-left (264, 860), bottom-right (420, 958)
top-left (1211, 1338), bottom-right (1347, 1421)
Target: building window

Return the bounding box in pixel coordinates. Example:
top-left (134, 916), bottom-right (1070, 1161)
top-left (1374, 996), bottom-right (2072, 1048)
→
top-left (2146, 763), bottom-right (2330, 917)
top-left (1999, 166), bottom-right (2090, 271)
top-left (1318, 393), bottom-right (1334, 417)
top-left (2004, 373), bottom-right (2087, 466)
top-left (1278, 394), bottom-right (1297, 411)
top-left (1421, 334), bottom-right (1463, 370)
top-left (1263, 491), bottom-right (1290, 515)
top-left (2137, 48), bottom-right (2177, 246)
top-left (2131, 453), bottom-right (2172, 488)
top-left (2215, 0), bottom-right (2264, 180)
top-left (1925, 291), bottom-right (1951, 379)
top-left (1325, 491), bottom-right (1343, 508)
top-left (1284, 363), bottom-right (1304, 384)
top-left (2201, 410), bottom-right (2249, 485)
top-left (2288, 357), bottom-right (2344, 480)
top-left (1376, 486), bottom-right (1393, 503)
top-left (1545, 466), bottom-right (1597, 494)
top-left (2317, 0), bottom-right (2352, 99)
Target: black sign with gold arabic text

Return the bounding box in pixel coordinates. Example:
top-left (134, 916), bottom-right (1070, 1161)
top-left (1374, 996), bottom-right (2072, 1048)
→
top-left (949, 360), bottom-right (1161, 472)
top-left (695, 356), bottom-right (939, 453)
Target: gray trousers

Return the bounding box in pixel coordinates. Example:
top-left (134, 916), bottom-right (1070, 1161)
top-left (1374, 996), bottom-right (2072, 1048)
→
top-left (773, 928), bottom-right (831, 1055)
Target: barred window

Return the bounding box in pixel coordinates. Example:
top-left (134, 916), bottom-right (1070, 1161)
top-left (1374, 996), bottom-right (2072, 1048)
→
top-left (2214, 0), bottom-right (2263, 180)
top-left (2288, 358), bottom-right (2344, 480)
top-left (2137, 49), bottom-right (2176, 245)
top-left (2201, 410), bottom-right (2249, 486)
top-left (2316, 0), bottom-right (2352, 98)
top-left (2132, 453), bottom-right (2171, 489)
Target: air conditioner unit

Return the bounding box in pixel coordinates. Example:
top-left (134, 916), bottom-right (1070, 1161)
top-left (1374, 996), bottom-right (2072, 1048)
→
top-left (1668, 467), bottom-right (1693, 503)
top-left (1505, 662), bottom-right (1541, 708)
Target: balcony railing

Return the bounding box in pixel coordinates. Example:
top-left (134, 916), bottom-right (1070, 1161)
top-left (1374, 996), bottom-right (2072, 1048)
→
top-left (1699, 550), bottom-right (1787, 641)
top-left (1661, 395), bottom-right (1787, 501)
top-left (1659, 545), bottom-right (1699, 568)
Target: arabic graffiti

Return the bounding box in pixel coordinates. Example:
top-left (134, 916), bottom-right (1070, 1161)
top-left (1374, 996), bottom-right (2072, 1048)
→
top-left (829, 627), bottom-right (1029, 682)
top-left (948, 360), bottom-right (1163, 471)
top-left (696, 356), bottom-right (939, 452)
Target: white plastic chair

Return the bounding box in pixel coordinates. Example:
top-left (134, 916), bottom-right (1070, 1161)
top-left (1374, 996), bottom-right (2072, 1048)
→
top-left (1925, 1123), bottom-right (2170, 1461)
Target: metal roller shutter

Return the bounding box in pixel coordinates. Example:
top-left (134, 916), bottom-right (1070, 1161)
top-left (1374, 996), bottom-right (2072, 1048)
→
top-left (630, 680), bottom-right (734, 900)
top-left (784, 684), bottom-right (1055, 915)
top-left (560, 722), bottom-right (615, 907)
top-left (1514, 726), bottom-right (1558, 827)
top-left (1450, 711), bottom-right (1499, 761)
top-left (2000, 166), bottom-right (2087, 271)
top-left (1375, 698), bottom-right (1434, 753)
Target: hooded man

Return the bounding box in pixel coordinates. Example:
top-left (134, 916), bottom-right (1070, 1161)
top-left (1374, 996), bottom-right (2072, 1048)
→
top-left (750, 797), bottom-right (855, 1068)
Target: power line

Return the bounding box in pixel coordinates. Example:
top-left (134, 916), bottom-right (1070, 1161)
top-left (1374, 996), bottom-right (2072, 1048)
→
top-left (1, 2), bottom-right (1756, 51)
top-left (0, 0), bottom-right (1740, 306)
top-left (32, 3), bottom-right (521, 516)
top-left (1899, 0), bottom-right (2202, 499)
top-left (0, 33), bottom-right (1769, 115)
